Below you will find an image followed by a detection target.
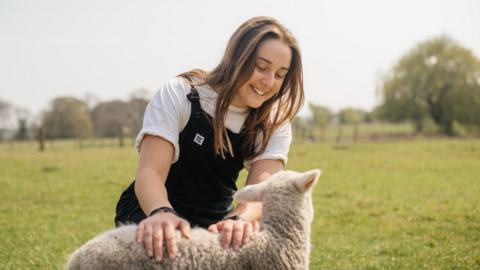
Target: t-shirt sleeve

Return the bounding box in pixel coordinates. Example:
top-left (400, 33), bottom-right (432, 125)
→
top-left (244, 121), bottom-right (292, 170)
top-left (134, 78), bottom-right (189, 163)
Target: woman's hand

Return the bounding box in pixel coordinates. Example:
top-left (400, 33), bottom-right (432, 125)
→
top-left (208, 219), bottom-right (260, 250)
top-left (136, 212), bottom-right (191, 262)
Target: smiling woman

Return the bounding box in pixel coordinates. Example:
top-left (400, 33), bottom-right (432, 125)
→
top-left (232, 39), bottom-right (292, 109)
top-left (112, 16), bottom-right (305, 263)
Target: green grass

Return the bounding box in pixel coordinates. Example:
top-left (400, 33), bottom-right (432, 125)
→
top-left (1, 138), bottom-right (479, 269)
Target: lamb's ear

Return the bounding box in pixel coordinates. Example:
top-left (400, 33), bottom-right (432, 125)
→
top-left (294, 169), bottom-right (321, 193)
top-left (233, 181), bottom-right (268, 202)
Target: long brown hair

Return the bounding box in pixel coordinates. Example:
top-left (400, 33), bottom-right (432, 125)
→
top-left (179, 16), bottom-right (304, 160)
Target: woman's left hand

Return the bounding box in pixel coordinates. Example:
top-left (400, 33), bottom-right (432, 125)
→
top-left (208, 219), bottom-right (260, 250)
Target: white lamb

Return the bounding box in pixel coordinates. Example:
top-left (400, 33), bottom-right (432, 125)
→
top-left (66, 169), bottom-right (321, 270)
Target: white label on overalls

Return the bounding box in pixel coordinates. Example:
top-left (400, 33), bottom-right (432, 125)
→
top-left (194, 133), bottom-right (205, 145)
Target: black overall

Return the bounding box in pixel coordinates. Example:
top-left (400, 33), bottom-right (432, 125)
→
top-left (114, 85), bottom-right (246, 228)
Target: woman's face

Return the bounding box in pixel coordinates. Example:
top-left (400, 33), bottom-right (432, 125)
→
top-left (232, 39), bottom-right (292, 109)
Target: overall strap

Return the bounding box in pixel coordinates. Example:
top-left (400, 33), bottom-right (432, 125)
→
top-left (186, 82), bottom-right (204, 117)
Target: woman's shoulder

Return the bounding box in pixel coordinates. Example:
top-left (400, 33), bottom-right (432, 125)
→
top-left (158, 76), bottom-right (215, 100)
top-left (161, 77), bottom-right (191, 95)
top-left (149, 77), bottom-right (192, 106)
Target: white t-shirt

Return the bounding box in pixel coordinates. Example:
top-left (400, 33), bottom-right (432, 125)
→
top-left (135, 77), bottom-right (292, 169)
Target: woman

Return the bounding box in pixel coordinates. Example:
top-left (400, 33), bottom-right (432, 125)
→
top-left (114, 16), bottom-right (304, 262)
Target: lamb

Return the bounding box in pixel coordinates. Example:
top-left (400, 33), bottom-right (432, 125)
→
top-left (66, 169), bottom-right (321, 270)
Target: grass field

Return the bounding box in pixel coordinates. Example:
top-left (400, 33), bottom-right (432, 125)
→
top-left (1, 138), bottom-right (479, 269)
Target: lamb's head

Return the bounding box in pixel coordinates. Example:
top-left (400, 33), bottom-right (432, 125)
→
top-left (234, 169), bottom-right (321, 226)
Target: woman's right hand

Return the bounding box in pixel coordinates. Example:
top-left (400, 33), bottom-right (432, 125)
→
top-left (136, 212), bottom-right (191, 262)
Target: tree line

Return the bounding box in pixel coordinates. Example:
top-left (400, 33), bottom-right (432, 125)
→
top-left (377, 35), bottom-right (480, 136)
top-left (0, 89), bottom-right (150, 149)
top-left (295, 35), bottom-right (480, 142)
top-left (1, 34), bottom-right (479, 148)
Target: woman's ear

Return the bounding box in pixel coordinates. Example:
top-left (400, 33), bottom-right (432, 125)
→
top-left (233, 181), bottom-right (269, 202)
top-left (294, 169), bottom-right (321, 193)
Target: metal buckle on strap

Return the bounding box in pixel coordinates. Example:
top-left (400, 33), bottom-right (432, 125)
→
top-left (187, 90), bottom-right (200, 101)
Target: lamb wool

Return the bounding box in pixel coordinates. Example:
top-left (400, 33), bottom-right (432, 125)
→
top-left (66, 169), bottom-right (321, 270)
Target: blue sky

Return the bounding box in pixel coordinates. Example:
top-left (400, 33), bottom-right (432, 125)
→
top-left (1, 0), bottom-right (479, 118)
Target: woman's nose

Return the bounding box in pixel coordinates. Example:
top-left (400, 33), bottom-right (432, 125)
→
top-left (261, 72), bottom-right (275, 89)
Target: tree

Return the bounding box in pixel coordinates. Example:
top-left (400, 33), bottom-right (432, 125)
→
top-left (91, 95), bottom-right (148, 140)
top-left (337, 108), bottom-right (366, 142)
top-left (127, 97), bottom-right (149, 137)
top-left (91, 100), bottom-right (129, 138)
top-left (14, 107), bottom-right (30, 140)
top-left (0, 98), bottom-right (12, 140)
top-left (292, 115), bottom-right (310, 142)
top-left (42, 97), bottom-right (93, 139)
top-left (308, 103), bottom-right (333, 142)
top-left (0, 98), bottom-right (10, 123)
top-left (378, 35), bottom-right (480, 135)
top-left (36, 125), bottom-right (46, 151)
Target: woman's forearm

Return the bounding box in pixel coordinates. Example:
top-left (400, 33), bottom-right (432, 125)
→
top-left (134, 168), bottom-right (172, 216)
top-left (134, 135), bottom-right (175, 216)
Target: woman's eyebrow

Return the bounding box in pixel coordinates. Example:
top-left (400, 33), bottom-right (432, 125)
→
top-left (257, 57), bottom-right (289, 71)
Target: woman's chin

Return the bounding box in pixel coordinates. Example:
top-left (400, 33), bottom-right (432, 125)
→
top-left (247, 101), bottom-right (263, 109)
